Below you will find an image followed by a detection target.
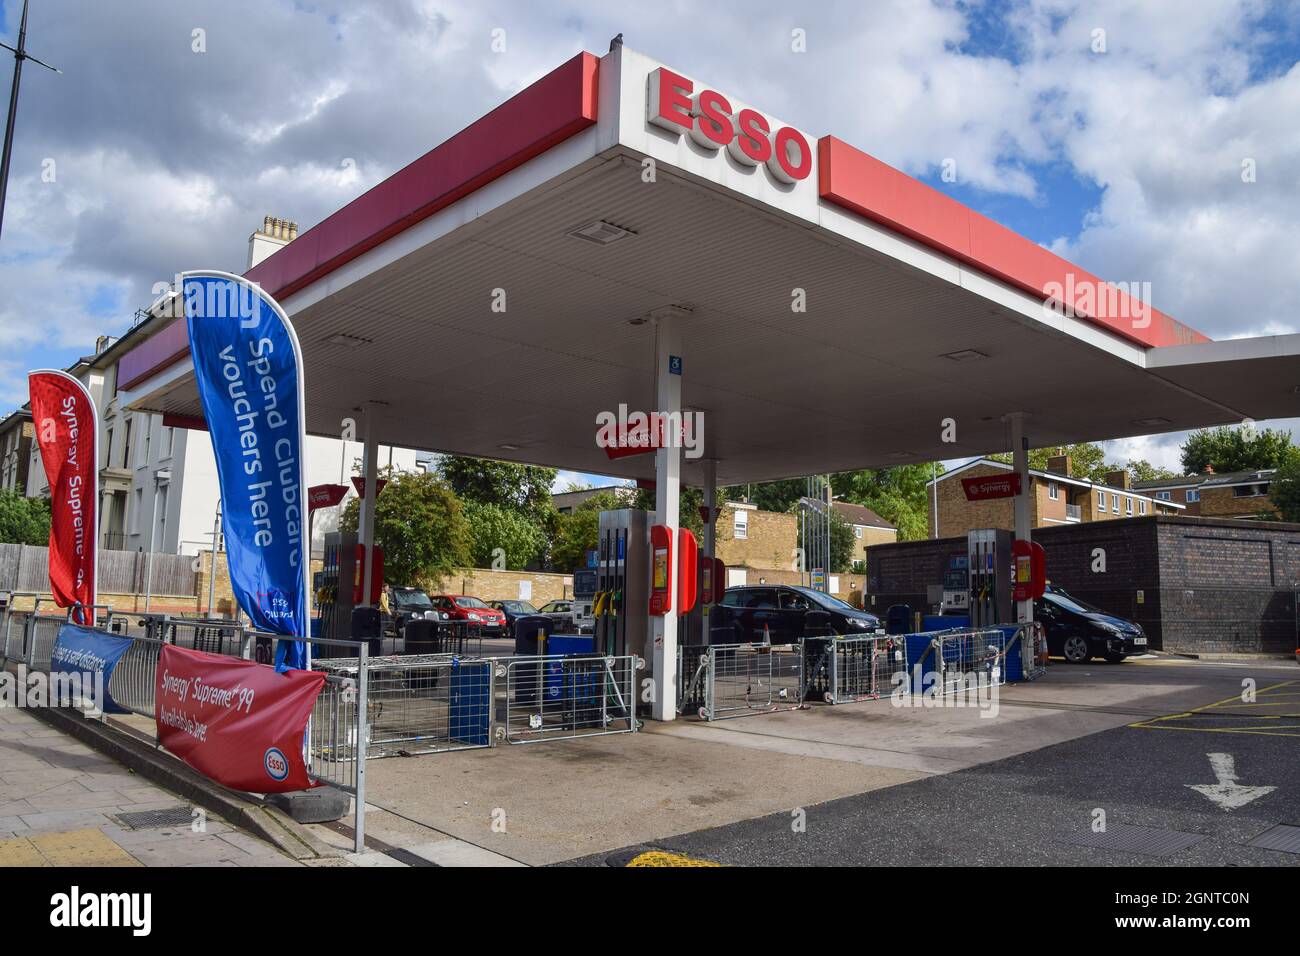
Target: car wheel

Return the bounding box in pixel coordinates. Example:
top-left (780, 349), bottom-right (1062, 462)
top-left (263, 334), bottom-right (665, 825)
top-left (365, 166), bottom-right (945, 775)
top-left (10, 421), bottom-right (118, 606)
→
top-left (1104, 653), bottom-right (1126, 664)
top-left (1062, 635), bottom-right (1092, 664)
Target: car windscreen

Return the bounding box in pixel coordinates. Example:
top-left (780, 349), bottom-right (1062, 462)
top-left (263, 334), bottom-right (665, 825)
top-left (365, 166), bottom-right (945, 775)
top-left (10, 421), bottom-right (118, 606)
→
top-left (456, 597), bottom-right (489, 609)
top-left (393, 590), bottom-right (432, 608)
top-left (1044, 591), bottom-right (1104, 616)
top-left (789, 585), bottom-right (855, 612)
top-left (503, 602), bottom-right (537, 614)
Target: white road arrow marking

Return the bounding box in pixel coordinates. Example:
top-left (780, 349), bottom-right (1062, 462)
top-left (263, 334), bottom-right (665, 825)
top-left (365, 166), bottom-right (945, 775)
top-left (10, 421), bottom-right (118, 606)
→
top-left (1186, 753), bottom-right (1276, 811)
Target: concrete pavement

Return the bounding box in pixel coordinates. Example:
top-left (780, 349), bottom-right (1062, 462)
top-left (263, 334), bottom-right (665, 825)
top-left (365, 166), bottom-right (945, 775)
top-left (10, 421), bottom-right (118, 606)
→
top-left (0, 705), bottom-right (302, 867)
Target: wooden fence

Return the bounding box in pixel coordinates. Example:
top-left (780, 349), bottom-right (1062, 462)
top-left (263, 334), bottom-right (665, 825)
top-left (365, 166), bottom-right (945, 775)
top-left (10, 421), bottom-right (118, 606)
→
top-left (0, 543), bottom-right (198, 596)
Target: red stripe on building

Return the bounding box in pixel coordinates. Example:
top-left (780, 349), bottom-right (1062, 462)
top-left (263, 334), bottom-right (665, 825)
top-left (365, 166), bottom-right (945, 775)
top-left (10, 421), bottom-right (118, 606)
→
top-left (119, 51), bottom-right (601, 392)
top-left (816, 136), bottom-right (1208, 349)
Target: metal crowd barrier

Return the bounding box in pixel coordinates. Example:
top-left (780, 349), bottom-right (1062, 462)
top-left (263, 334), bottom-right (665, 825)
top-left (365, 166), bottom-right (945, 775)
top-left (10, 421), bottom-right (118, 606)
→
top-left (807, 635), bottom-right (906, 705)
top-left (313, 653), bottom-right (493, 757)
top-left (502, 653), bottom-right (639, 743)
top-left (691, 642), bottom-right (804, 721)
top-left (907, 627), bottom-right (1010, 696)
top-left (105, 634), bottom-right (166, 718)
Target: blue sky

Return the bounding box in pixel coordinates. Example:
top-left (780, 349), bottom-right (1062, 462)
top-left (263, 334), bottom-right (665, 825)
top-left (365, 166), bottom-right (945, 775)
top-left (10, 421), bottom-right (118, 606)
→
top-left (3, 0), bottom-right (1299, 489)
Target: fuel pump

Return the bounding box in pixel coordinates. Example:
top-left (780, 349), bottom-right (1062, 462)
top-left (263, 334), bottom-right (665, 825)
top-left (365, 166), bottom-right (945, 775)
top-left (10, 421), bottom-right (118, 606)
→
top-left (967, 528), bottom-right (1012, 628)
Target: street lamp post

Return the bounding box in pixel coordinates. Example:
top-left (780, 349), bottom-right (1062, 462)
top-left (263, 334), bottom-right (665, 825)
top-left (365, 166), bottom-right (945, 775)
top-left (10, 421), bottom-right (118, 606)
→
top-left (0, 0), bottom-right (61, 242)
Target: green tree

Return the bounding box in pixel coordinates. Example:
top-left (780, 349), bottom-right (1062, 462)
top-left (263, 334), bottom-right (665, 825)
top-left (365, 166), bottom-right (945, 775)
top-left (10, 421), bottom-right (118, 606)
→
top-left (462, 501), bottom-right (546, 570)
top-left (549, 490), bottom-right (623, 572)
top-left (1125, 458), bottom-right (1178, 482)
top-left (1272, 456), bottom-right (1300, 523)
top-left (436, 456), bottom-right (558, 522)
top-left (340, 468), bottom-right (471, 588)
top-left (0, 491), bottom-right (50, 545)
top-left (832, 464), bottom-right (941, 541)
top-left (1180, 426), bottom-right (1297, 474)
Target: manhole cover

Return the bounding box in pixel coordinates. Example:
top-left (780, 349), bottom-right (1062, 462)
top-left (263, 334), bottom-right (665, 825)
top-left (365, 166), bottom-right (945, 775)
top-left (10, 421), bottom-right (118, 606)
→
top-left (1064, 822), bottom-right (1207, 858)
top-left (1248, 824), bottom-right (1300, 855)
top-left (116, 807), bottom-right (195, 830)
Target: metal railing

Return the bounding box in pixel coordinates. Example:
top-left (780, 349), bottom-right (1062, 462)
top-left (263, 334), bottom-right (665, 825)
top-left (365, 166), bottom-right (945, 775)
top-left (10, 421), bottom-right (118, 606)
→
top-left (502, 653), bottom-right (639, 743)
top-left (105, 634), bottom-right (165, 718)
top-left (313, 653), bottom-right (493, 757)
top-left (302, 636), bottom-right (370, 852)
top-left (905, 628), bottom-right (1010, 696)
top-left (811, 635), bottom-right (906, 705)
top-left (694, 642), bottom-right (805, 721)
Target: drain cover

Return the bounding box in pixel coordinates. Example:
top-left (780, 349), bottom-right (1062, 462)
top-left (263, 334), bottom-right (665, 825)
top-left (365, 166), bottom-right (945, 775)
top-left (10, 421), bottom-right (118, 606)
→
top-left (1248, 824), bottom-right (1300, 855)
top-left (1065, 823), bottom-right (1207, 858)
top-left (116, 807), bottom-right (195, 830)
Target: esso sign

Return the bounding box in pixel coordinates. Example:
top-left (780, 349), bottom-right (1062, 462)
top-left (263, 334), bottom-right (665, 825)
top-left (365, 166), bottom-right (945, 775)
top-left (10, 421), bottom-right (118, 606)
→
top-left (646, 67), bottom-right (813, 185)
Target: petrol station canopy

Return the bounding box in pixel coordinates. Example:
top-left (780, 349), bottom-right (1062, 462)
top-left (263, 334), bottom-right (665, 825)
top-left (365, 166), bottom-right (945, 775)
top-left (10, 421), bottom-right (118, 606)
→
top-left (117, 46), bottom-right (1300, 487)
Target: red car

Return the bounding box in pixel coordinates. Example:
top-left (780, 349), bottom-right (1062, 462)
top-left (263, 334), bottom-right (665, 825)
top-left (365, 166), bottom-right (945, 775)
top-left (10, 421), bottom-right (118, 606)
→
top-left (430, 594), bottom-right (507, 636)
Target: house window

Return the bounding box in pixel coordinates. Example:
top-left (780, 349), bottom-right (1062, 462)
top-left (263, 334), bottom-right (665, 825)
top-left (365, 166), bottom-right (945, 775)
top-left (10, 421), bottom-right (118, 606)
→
top-left (1096, 490), bottom-right (1105, 510)
top-left (160, 425), bottom-right (173, 460)
top-left (1186, 489), bottom-right (1200, 503)
top-left (121, 417), bottom-right (133, 469)
top-left (1125, 497), bottom-right (1133, 516)
top-left (1111, 493), bottom-right (1119, 513)
top-left (1156, 491), bottom-right (1171, 501)
top-left (853, 526), bottom-right (863, 539)
top-left (733, 508), bottom-right (748, 540)
top-left (141, 417), bottom-right (151, 466)
top-left (1233, 483), bottom-right (1269, 497)
top-left (1048, 481), bottom-right (1059, 500)
top-left (1139, 499), bottom-right (1147, 515)
top-left (132, 487), bottom-right (143, 533)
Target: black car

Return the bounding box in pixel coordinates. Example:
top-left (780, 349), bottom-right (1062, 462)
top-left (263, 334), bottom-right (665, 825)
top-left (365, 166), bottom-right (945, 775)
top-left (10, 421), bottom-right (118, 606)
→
top-left (385, 587), bottom-right (447, 638)
top-left (488, 599), bottom-right (541, 636)
top-left (711, 585), bottom-right (882, 644)
top-left (1034, 586), bottom-right (1148, 663)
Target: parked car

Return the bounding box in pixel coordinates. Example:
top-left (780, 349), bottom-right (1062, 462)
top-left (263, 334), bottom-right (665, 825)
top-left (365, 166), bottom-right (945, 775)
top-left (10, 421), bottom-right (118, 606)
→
top-left (1034, 586), bottom-right (1147, 663)
top-left (488, 599), bottom-right (541, 636)
top-left (384, 586), bottom-right (448, 639)
top-left (537, 599), bottom-right (581, 633)
top-left (711, 585), bottom-right (882, 644)
top-left (430, 594), bottom-right (508, 636)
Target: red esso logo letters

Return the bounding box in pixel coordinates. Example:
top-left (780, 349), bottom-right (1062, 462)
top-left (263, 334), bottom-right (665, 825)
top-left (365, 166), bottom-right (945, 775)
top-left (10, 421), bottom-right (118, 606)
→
top-left (647, 67), bottom-right (813, 185)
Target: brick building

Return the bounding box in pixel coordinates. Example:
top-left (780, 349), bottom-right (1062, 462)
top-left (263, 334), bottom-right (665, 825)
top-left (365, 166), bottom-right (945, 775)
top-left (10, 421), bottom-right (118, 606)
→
top-left (1134, 468), bottom-right (1279, 519)
top-left (929, 456), bottom-right (1183, 539)
top-left (832, 501), bottom-right (898, 568)
top-left (865, 514), bottom-right (1300, 655)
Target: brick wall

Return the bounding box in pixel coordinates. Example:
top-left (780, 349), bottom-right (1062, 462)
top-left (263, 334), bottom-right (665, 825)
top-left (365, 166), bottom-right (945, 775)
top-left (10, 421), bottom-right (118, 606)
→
top-left (865, 515), bottom-right (1300, 655)
top-left (715, 504), bottom-right (797, 571)
top-left (1197, 486), bottom-right (1278, 519)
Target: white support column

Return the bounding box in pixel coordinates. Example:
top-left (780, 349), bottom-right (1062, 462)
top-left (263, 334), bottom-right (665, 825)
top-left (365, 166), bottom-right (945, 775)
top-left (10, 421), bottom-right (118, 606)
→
top-left (651, 314), bottom-right (682, 721)
top-left (1007, 412), bottom-right (1033, 624)
top-left (358, 403), bottom-right (381, 607)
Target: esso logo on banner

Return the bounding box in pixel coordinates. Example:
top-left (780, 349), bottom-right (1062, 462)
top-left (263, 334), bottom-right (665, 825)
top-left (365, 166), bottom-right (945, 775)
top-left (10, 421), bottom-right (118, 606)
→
top-left (646, 67), bottom-right (813, 185)
top-left (263, 747), bottom-right (289, 781)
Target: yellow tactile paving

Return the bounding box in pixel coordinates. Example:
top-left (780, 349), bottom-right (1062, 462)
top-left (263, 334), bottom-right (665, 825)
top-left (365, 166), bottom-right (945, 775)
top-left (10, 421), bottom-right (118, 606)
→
top-left (0, 829), bottom-right (140, 867)
top-left (0, 837), bottom-right (49, 867)
top-left (626, 850), bottom-right (721, 867)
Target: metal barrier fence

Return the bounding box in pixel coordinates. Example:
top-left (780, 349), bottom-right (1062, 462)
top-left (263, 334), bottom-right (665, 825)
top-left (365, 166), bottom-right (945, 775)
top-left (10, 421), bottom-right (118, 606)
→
top-left (807, 635), bottom-right (906, 705)
top-left (695, 643), bottom-right (804, 721)
top-left (105, 634), bottom-right (166, 718)
top-left (313, 653), bottom-right (493, 757)
top-left (907, 628), bottom-right (1010, 696)
top-left (26, 615), bottom-right (65, 672)
top-left (502, 654), bottom-right (639, 743)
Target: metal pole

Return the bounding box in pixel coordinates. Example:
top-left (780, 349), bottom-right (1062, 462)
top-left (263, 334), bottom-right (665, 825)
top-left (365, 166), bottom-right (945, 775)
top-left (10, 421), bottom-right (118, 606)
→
top-left (354, 640), bottom-right (368, 854)
top-left (0, 0), bottom-right (59, 243)
top-left (144, 482), bottom-right (159, 612)
top-left (205, 501), bottom-right (221, 618)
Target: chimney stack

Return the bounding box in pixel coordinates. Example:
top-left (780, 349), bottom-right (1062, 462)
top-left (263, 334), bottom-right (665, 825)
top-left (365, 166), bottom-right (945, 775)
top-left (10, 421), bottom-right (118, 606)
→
top-left (247, 214), bottom-right (300, 270)
top-left (1104, 469), bottom-right (1132, 490)
top-left (1046, 453), bottom-right (1072, 477)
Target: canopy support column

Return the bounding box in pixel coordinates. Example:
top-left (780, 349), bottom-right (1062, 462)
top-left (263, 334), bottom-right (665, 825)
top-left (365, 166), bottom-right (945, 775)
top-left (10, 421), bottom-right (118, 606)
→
top-left (358, 402), bottom-right (381, 607)
top-left (651, 313), bottom-right (682, 722)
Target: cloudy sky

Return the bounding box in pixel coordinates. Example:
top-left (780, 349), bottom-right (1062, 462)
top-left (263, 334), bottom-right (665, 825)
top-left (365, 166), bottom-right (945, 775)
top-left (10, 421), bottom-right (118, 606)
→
top-left (1, 0), bottom-right (1298, 488)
